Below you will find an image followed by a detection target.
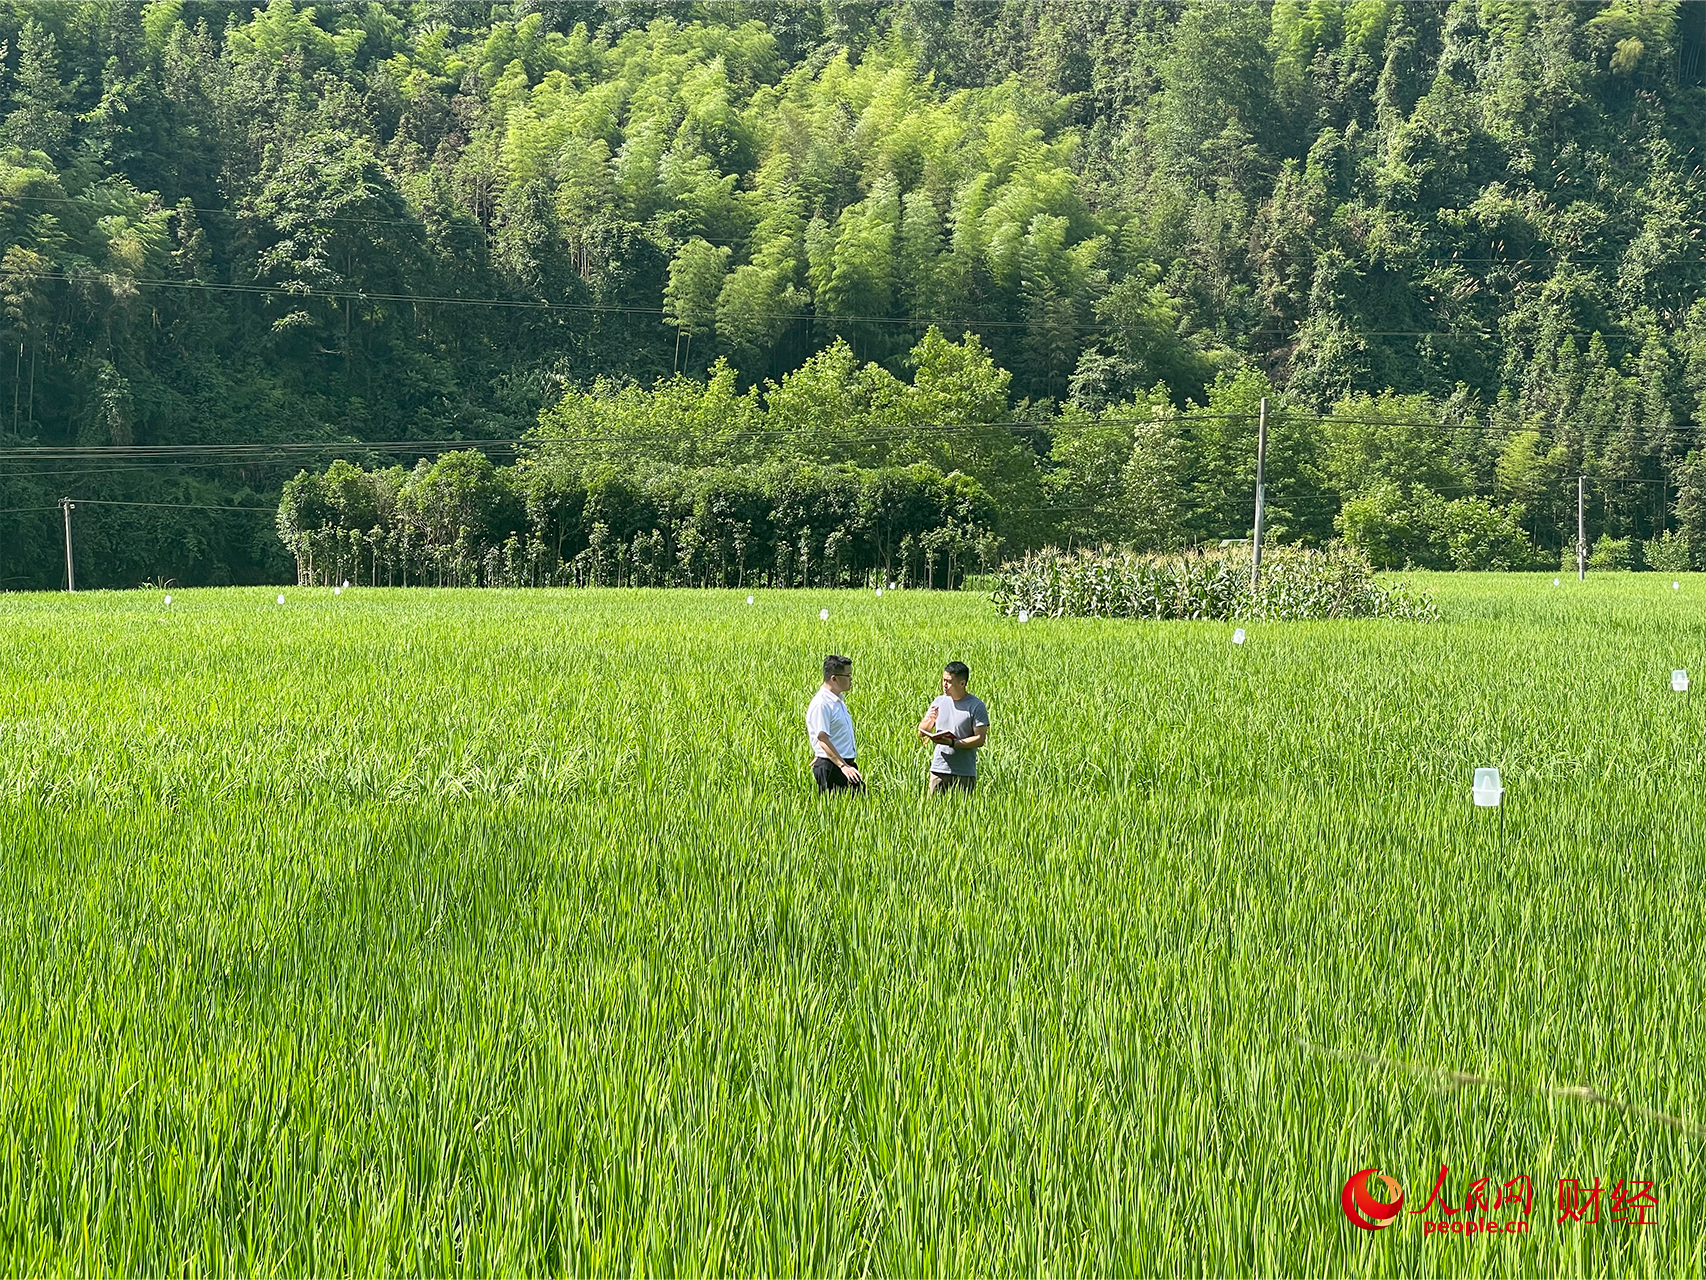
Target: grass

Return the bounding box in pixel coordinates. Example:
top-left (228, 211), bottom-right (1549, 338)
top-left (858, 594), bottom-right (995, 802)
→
top-left (0, 573), bottom-right (1703, 1276)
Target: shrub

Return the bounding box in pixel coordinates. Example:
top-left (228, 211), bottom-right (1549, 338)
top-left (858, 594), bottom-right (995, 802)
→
top-left (1335, 484), bottom-right (1426, 569)
top-left (1425, 495), bottom-right (1551, 570)
top-left (992, 544), bottom-right (1436, 621)
top-left (1646, 529), bottom-right (1693, 573)
top-left (1336, 485), bottom-right (1547, 570)
top-left (1587, 536), bottom-right (1638, 571)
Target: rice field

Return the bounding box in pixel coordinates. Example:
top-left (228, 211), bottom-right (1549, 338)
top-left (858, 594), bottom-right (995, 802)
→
top-left (1, 575), bottom-right (1703, 1276)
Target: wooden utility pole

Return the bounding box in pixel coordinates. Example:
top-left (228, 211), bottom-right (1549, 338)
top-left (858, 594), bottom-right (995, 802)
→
top-left (1577, 475), bottom-right (1585, 581)
top-left (60, 498), bottom-right (75, 592)
top-left (1251, 396), bottom-right (1269, 590)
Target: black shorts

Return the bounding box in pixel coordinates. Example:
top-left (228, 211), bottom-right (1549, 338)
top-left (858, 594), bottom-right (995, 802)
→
top-left (812, 757), bottom-right (862, 793)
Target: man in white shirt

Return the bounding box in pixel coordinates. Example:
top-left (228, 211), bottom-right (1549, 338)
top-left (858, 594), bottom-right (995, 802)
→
top-left (806, 654), bottom-right (863, 793)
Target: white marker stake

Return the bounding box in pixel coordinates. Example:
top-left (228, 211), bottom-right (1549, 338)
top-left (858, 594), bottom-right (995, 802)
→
top-left (276, 594), bottom-right (285, 605)
top-left (819, 609), bottom-right (829, 621)
top-left (1232, 628), bottom-right (1246, 645)
top-left (1472, 767), bottom-right (1503, 808)
top-left (1673, 669), bottom-right (1689, 693)
top-left (342, 580), bottom-right (349, 589)
top-left (163, 595), bottom-right (171, 606)
top-left (875, 587), bottom-right (883, 597)
top-left (1553, 578), bottom-right (1560, 586)
top-left (746, 595), bottom-right (754, 605)
top-left (887, 582), bottom-right (895, 591)
top-left (1674, 582), bottom-right (1681, 591)
top-left (1017, 610), bottom-right (1030, 623)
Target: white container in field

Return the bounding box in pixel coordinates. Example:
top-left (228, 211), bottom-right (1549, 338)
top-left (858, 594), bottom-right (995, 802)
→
top-left (1472, 767), bottom-right (1503, 807)
top-left (1673, 669), bottom-right (1689, 693)
top-left (746, 595), bottom-right (753, 604)
top-left (1553, 578), bottom-right (1560, 586)
top-left (276, 594), bottom-right (285, 605)
top-left (334, 586), bottom-right (342, 596)
top-left (342, 580), bottom-right (349, 589)
top-left (1675, 582), bottom-right (1681, 591)
top-left (1232, 628), bottom-right (1246, 645)
top-left (875, 587), bottom-right (883, 597)
top-left (819, 608), bottom-right (829, 620)
top-left (163, 595), bottom-right (171, 605)
top-left (1017, 609), bottom-right (1030, 623)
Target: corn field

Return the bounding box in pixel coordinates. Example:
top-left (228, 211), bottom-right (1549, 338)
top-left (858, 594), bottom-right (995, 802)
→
top-left (992, 544), bottom-right (1439, 621)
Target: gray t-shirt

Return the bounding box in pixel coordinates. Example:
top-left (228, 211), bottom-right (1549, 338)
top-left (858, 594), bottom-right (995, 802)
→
top-left (928, 693), bottom-right (989, 776)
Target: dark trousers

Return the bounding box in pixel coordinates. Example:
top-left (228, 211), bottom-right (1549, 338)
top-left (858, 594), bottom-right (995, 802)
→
top-left (813, 756), bottom-right (862, 793)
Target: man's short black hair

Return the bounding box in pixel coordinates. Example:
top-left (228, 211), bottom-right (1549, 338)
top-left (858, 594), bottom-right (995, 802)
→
top-left (824, 654), bottom-right (852, 681)
top-left (944, 661), bottom-right (970, 683)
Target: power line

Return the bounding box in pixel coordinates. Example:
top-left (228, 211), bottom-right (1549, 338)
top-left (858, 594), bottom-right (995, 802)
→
top-left (7, 193), bottom-right (762, 254)
top-left (69, 499), bottom-right (277, 512)
top-left (9, 269), bottom-right (1118, 332)
top-left (10, 403), bottom-right (1682, 464)
top-left (14, 195), bottom-right (1693, 269)
top-left (0, 411), bottom-right (1259, 464)
top-left (1, 404), bottom-right (1694, 462)
top-left (1, 414), bottom-right (1696, 482)
top-left (20, 268), bottom-right (1686, 341)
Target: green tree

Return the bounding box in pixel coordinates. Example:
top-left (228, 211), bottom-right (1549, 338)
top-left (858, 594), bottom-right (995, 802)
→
top-left (664, 236), bottom-right (731, 372)
top-left (3, 20), bottom-right (74, 159)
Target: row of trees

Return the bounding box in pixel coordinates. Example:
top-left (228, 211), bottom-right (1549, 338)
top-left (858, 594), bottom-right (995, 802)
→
top-left (278, 325), bottom-right (1706, 582)
top-left (273, 326), bottom-right (1004, 588)
top-left (1051, 354), bottom-right (1706, 572)
top-left (279, 453), bottom-right (998, 590)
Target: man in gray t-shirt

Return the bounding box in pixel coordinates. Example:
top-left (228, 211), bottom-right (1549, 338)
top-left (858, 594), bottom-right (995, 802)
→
top-left (917, 661), bottom-right (989, 794)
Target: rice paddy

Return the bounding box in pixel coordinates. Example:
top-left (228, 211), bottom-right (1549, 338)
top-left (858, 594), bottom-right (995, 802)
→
top-left (1, 575), bottom-right (1703, 1276)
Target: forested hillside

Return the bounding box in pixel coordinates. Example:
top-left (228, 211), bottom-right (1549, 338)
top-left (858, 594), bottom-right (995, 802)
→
top-left (4, 0), bottom-right (1706, 588)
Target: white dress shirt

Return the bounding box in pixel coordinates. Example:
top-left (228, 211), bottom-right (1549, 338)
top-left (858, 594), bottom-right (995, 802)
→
top-left (806, 685), bottom-right (856, 760)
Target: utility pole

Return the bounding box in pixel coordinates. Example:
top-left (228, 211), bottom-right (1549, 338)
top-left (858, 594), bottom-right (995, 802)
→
top-left (1251, 396), bottom-right (1269, 590)
top-left (60, 497), bottom-right (75, 592)
top-left (1577, 475), bottom-right (1585, 581)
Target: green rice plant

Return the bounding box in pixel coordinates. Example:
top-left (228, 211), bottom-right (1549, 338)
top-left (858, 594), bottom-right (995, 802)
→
top-left (0, 575), bottom-right (1702, 1276)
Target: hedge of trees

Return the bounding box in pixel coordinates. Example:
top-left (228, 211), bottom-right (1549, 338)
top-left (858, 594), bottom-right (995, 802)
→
top-left (278, 454), bottom-right (999, 590)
